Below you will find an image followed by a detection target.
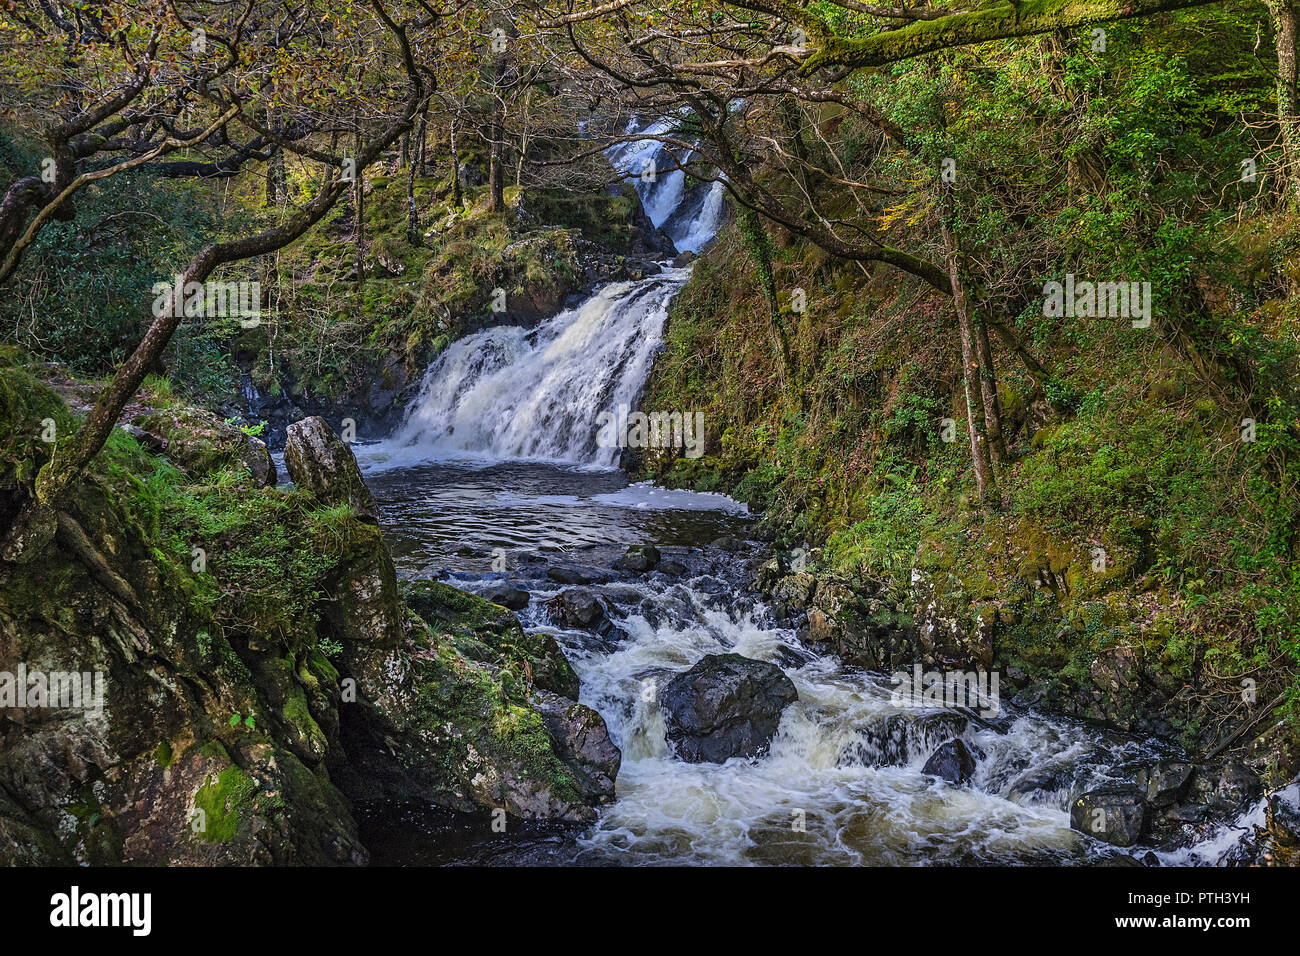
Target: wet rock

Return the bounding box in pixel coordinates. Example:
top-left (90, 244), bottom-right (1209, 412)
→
top-left (614, 544), bottom-right (660, 573)
top-left (546, 564), bottom-right (611, 586)
top-left (535, 692), bottom-right (621, 802)
top-left (656, 559), bottom-right (687, 576)
top-left (544, 588), bottom-right (608, 630)
top-left (912, 712), bottom-right (972, 751)
top-left (710, 536), bottom-right (747, 553)
top-left (922, 738), bottom-right (979, 786)
top-left (1262, 781), bottom-right (1300, 866)
top-left (1070, 786), bottom-right (1149, 847)
top-left (284, 416), bottom-right (378, 521)
top-left (671, 251), bottom-right (697, 268)
top-left (132, 406), bottom-right (275, 487)
top-left (660, 653), bottom-right (798, 763)
top-left (1134, 760), bottom-right (1193, 808)
top-left (1008, 762), bottom-right (1076, 800)
top-left (1187, 759), bottom-right (1263, 812)
top-left (1099, 854), bottom-right (1147, 867)
top-left (482, 583), bottom-right (529, 611)
top-left (1166, 802), bottom-right (1214, 824)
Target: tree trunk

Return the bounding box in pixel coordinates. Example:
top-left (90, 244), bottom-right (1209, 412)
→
top-left (416, 105), bottom-right (429, 176)
top-left (450, 119), bottom-right (462, 207)
top-left (488, 90), bottom-right (506, 213)
top-left (1272, 0), bottom-right (1300, 205)
top-left (737, 206), bottom-right (797, 395)
top-left (353, 132), bottom-right (365, 283)
top-left (406, 148), bottom-right (420, 245)
top-left (265, 148), bottom-right (285, 206)
top-left (941, 212), bottom-right (998, 511)
top-left (974, 312), bottom-right (1008, 463)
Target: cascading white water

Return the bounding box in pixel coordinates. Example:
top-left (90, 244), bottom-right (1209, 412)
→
top-left (508, 575), bottom-right (1168, 866)
top-left (371, 272), bottom-right (688, 468)
top-left (608, 115), bottom-right (727, 254)
top-left (368, 116), bottom-right (725, 469)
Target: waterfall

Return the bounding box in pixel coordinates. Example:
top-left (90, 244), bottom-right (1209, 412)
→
top-left (607, 115), bottom-right (727, 254)
top-left (367, 119), bottom-right (725, 470)
top-left (372, 272), bottom-right (689, 468)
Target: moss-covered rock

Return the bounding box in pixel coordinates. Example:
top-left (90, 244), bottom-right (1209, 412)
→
top-left (132, 406), bottom-right (275, 487)
top-left (0, 355), bottom-right (612, 862)
top-left (403, 580), bottom-right (579, 699)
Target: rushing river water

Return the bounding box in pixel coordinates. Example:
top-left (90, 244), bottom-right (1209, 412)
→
top-left (352, 455), bottom-right (1268, 866)
top-left (341, 121), bottom-right (1271, 866)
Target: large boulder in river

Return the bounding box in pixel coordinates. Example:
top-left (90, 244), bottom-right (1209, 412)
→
top-left (284, 416), bottom-right (378, 521)
top-left (543, 588), bottom-right (626, 646)
top-left (921, 738), bottom-right (979, 786)
top-left (1070, 786), bottom-right (1149, 847)
top-left (660, 653), bottom-right (798, 763)
top-left (131, 406), bottom-right (275, 487)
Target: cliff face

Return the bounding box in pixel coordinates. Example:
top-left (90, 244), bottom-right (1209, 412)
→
top-left (0, 355), bottom-right (616, 864)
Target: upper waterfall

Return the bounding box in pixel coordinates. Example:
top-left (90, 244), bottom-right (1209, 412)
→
top-left (365, 118), bottom-right (725, 469)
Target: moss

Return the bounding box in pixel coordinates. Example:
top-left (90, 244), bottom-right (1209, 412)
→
top-left (403, 580), bottom-right (579, 698)
top-left (154, 741), bottom-right (174, 768)
top-left (192, 758), bottom-right (257, 844)
top-left (64, 783), bottom-right (125, 865)
top-left (281, 688), bottom-right (327, 755)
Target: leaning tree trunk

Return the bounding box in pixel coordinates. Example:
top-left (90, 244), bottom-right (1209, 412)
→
top-left (0, 170), bottom-right (357, 561)
top-left (941, 211), bottom-right (999, 511)
top-left (3, 21), bottom-right (428, 560)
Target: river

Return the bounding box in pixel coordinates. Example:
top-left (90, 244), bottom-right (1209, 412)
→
top-left (343, 123), bottom-right (1265, 866)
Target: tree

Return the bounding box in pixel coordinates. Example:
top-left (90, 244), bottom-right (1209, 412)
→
top-left (0, 0), bottom-right (440, 559)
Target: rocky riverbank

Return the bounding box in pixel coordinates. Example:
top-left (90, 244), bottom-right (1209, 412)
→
top-left (748, 549), bottom-right (1298, 859)
top-left (0, 355), bottom-right (617, 864)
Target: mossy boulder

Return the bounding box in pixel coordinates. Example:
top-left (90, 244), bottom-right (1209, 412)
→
top-left (132, 406), bottom-right (275, 487)
top-left (403, 580), bottom-right (579, 703)
top-left (336, 606), bottom-right (617, 822)
top-left (284, 416), bottom-right (378, 521)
